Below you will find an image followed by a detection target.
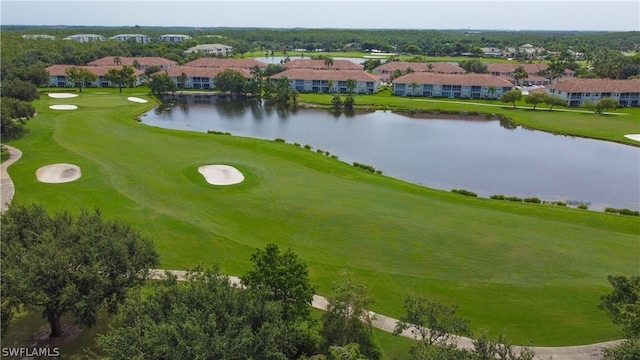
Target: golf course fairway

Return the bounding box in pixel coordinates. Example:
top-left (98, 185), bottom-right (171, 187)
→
top-left (5, 91), bottom-right (639, 346)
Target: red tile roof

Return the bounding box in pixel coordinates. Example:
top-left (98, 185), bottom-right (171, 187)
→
top-left (46, 65), bottom-right (144, 76)
top-left (487, 62), bottom-right (549, 74)
top-left (86, 56), bottom-right (176, 67)
top-left (269, 69), bottom-right (379, 82)
top-left (164, 66), bottom-right (251, 78)
top-left (394, 73), bottom-right (514, 87)
top-left (547, 78), bottom-right (640, 93)
top-left (282, 59), bottom-right (363, 70)
top-left (183, 58), bottom-right (267, 69)
top-left (374, 61), bottom-right (465, 74)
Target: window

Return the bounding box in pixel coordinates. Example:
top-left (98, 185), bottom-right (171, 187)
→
top-left (601, 92), bottom-right (611, 97)
top-left (366, 82), bottom-right (374, 88)
top-left (423, 84), bottom-right (433, 90)
top-left (502, 87), bottom-right (512, 92)
top-left (338, 81), bottom-right (347, 86)
top-left (452, 85), bottom-right (462, 91)
top-left (442, 85), bottom-right (452, 91)
top-left (395, 83), bottom-right (405, 90)
top-left (471, 86), bottom-right (481, 92)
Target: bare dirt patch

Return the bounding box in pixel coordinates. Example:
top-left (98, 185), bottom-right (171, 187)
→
top-left (30, 323), bottom-right (81, 349)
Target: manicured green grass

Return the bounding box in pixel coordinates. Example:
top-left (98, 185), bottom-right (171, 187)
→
top-left (299, 93), bottom-right (640, 146)
top-left (5, 90), bottom-right (639, 346)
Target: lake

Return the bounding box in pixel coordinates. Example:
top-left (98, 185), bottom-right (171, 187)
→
top-left (141, 98), bottom-right (640, 211)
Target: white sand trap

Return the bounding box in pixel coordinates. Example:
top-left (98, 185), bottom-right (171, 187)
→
top-left (624, 134), bottom-right (640, 142)
top-left (127, 97), bottom-right (148, 103)
top-left (49, 104), bottom-right (78, 110)
top-left (36, 163), bottom-right (81, 183)
top-left (48, 93), bottom-right (78, 99)
top-left (198, 165), bottom-right (244, 185)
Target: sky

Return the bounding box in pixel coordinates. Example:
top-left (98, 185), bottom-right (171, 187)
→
top-left (1, 0), bottom-right (639, 32)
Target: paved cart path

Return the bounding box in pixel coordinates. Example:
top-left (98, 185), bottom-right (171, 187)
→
top-left (151, 269), bottom-right (620, 360)
top-left (0, 148), bottom-right (621, 359)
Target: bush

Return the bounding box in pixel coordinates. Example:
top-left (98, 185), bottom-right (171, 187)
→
top-left (293, 143), bottom-right (301, 147)
top-left (331, 155), bottom-right (339, 159)
top-left (604, 207), bottom-right (640, 216)
top-left (451, 189), bottom-right (478, 197)
top-left (274, 138), bottom-right (286, 143)
top-left (317, 149), bottom-right (324, 154)
top-left (490, 194), bottom-right (505, 200)
top-left (304, 144), bottom-right (312, 150)
top-left (524, 197), bottom-right (542, 204)
top-left (578, 204), bottom-right (589, 210)
top-left (505, 196), bottom-right (523, 202)
top-left (207, 130), bottom-right (231, 135)
top-left (376, 170), bottom-right (382, 175)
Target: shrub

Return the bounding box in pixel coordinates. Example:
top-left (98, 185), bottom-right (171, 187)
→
top-left (604, 208), bottom-right (639, 216)
top-left (577, 204), bottom-right (589, 210)
top-left (317, 149), bottom-right (324, 154)
top-left (331, 155), bottom-right (339, 159)
top-left (376, 170), bottom-right (382, 175)
top-left (304, 144), bottom-right (312, 150)
top-left (451, 189), bottom-right (478, 197)
top-left (505, 196), bottom-right (523, 202)
top-left (293, 142), bottom-right (301, 147)
top-left (207, 130), bottom-right (232, 135)
top-left (490, 194), bottom-right (505, 200)
top-left (524, 197), bottom-right (542, 204)
top-left (275, 138), bottom-right (286, 143)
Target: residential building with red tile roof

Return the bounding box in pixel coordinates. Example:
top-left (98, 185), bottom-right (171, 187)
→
top-left (45, 65), bottom-right (145, 88)
top-left (87, 56), bottom-right (177, 69)
top-left (487, 62), bottom-right (575, 85)
top-left (183, 58), bottom-right (267, 69)
top-left (393, 73), bottom-right (514, 99)
top-left (374, 61), bottom-right (465, 81)
top-left (165, 66), bottom-right (251, 89)
top-left (545, 78), bottom-right (640, 107)
top-left (282, 59), bottom-right (364, 71)
top-left (270, 69), bottom-right (380, 94)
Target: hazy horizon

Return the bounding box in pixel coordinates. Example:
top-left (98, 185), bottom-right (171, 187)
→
top-left (1, 1), bottom-right (639, 32)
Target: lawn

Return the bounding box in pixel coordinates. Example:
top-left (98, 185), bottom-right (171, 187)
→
top-left (4, 90), bottom-right (639, 347)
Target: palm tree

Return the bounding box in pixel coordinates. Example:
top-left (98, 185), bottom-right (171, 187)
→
top-left (113, 56), bottom-right (122, 66)
top-left (487, 86), bottom-right (497, 99)
top-left (513, 66), bottom-right (528, 85)
top-left (324, 57), bottom-right (334, 69)
top-left (327, 79), bottom-right (334, 93)
top-left (409, 82), bottom-right (419, 97)
top-left (345, 79), bottom-right (357, 94)
top-left (426, 63), bottom-right (434, 72)
top-left (177, 72), bottom-right (188, 89)
top-left (132, 59), bottom-right (141, 70)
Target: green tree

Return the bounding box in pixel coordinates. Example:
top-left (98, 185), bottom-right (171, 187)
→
top-left (542, 93), bottom-right (567, 110)
top-left (320, 270), bottom-right (381, 360)
top-left (177, 72), bottom-right (188, 89)
top-left (472, 330), bottom-right (536, 360)
top-left (524, 92), bottom-right (545, 110)
top-left (0, 97), bottom-right (35, 140)
top-left (324, 57), bottom-right (334, 69)
top-left (250, 65), bottom-right (264, 98)
top-left (0, 79), bottom-right (39, 101)
top-left (105, 65), bottom-right (136, 93)
top-left (95, 266), bottom-right (319, 359)
top-left (459, 59), bottom-right (488, 74)
top-left (346, 79), bottom-right (357, 94)
top-left (487, 86), bottom-right (497, 99)
top-left (149, 71), bottom-right (177, 96)
top-left (329, 343), bottom-right (369, 360)
top-left (390, 69), bottom-right (403, 81)
top-left (332, 94), bottom-right (343, 111)
top-left (362, 58), bottom-right (382, 72)
top-left (327, 79), bottom-right (334, 93)
top-left (409, 81), bottom-right (419, 97)
top-left (394, 297), bottom-right (471, 348)
top-left (241, 243), bottom-right (316, 322)
top-left (64, 66), bottom-right (97, 93)
top-left (405, 44), bottom-right (423, 55)
top-left (113, 55), bottom-right (122, 66)
top-left (144, 65), bottom-right (162, 77)
top-left (426, 63), bottom-right (434, 72)
top-left (213, 68), bottom-right (247, 96)
top-left (343, 94), bottom-right (355, 111)
top-left (513, 66), bottom-right (528, 85)
top-left (596, 97), bottom-right (619, 113)
top-left (599, 274), bottom-right (640, 360)
top-left (500, 89), bottom-right (522, 108)
top-left (1, 204), bottom-right (159, 337)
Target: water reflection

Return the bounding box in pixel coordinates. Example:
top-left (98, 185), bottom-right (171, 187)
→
top-left (141, 99), bottom-right (640, 210)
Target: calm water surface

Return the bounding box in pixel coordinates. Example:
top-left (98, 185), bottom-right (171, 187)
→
top-left (141, 99), bottom-right (640, 210)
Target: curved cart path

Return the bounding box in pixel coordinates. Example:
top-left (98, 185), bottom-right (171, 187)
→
top-left (0, 149), bottom-right (621, 358)
top-left (1, 145), bottom-right (23, 213)
top-left (152, 270), bottom-right (620, 359)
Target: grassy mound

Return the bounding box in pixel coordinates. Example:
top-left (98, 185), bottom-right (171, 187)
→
top-left (6, 91), bottom-right (638, 346)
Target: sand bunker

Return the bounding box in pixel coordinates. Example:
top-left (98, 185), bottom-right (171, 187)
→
top-left (49, 104), bottom-right (78, 110)
top-left (36, 163), bottom-right (81, 183)
top-left (624, 134), bottom-right (640, 142)
top-left (127, 97), bottom-right (148, 103)
top-left (198, 165), bottom-right (244, 185)
top-left (48, 93), bottom-right (78, 99)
